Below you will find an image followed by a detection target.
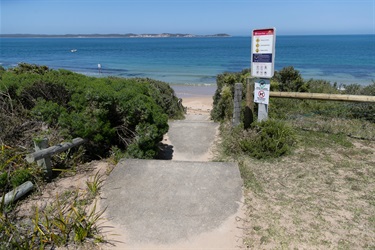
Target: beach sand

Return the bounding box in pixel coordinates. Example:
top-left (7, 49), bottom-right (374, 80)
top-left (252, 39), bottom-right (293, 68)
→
top-left (171, 84), bottom-right (216, 116)
top-left (182, 96), bottom-right (213, 116)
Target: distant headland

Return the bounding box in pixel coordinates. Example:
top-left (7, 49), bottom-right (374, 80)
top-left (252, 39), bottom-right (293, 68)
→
top-left (0, 33), bottom-right (231, 38)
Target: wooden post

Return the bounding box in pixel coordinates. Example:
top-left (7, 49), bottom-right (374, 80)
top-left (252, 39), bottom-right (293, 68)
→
top-left (244, 78), bottom-right (254, 129)
top-left (34, 138), bottom-right (53, 180)
top-left (232, 83), bottom-right (242, 127)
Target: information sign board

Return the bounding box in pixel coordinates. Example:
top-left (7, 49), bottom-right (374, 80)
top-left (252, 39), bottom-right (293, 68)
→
top-left (254, 79), bottom-right (270, 104)
top-left (251, 28), bottom-right (276, 78)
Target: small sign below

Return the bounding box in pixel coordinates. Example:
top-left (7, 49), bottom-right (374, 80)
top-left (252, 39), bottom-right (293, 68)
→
top-left (254, 79), bottom-right (270, 105)
top-left (251, 28), bottom-right (276, 78)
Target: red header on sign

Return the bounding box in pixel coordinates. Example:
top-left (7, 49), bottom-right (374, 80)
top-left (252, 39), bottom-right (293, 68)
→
top-left (253, 29), bottom-right (274, 36)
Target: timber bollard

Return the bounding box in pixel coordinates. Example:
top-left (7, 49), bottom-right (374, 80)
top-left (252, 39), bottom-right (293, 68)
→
top-left (232, 83), bottom-right (242, 127)
top-left (244, 78), bottom-right (255, 129)
top-left (34, 138), bottom-right (53, 179)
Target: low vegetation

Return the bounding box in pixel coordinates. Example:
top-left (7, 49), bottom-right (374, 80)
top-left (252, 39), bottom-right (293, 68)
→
top-left (0, 63), bottom-right (184, 248)
top-left (1, 177), bottom-right (107, 249)
top-left (213, 66), bottom-right (375, 249)
top-left (1, 63), bottom-right (184, 159)
top-left (0, 63), bottom-right (184, 191)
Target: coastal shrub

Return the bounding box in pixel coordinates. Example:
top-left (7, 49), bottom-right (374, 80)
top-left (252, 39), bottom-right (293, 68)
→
top-left (342, 83), bottom-right (362, 95)
top-left (134, 78), bottom-right (185, 119)
top-left (32, 100), bottom-right (66, 126)
top-left (338, 82), bottom-right (375, 122)
top-left (361, 81), bottom-right (375, 96)
top-left (219, 120), bottom-right (296, 159)
top-left (0, 64), bottom-right (182, 159)
top-left (240, 120), bottom-right (296, 159)
top-left (304, 79), bottom-right (338, 94)
top-left (8, 62), bottom-right (50, 75)
top-left (272, 66), bottom-right (306, 92)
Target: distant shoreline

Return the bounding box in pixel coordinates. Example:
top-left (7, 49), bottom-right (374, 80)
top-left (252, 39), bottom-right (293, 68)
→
top-left (0, 33), bottom-right (231, 38)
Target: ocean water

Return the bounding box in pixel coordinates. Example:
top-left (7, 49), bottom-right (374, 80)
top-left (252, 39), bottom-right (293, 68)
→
top-left (1, 35), bottom-right (374, 87)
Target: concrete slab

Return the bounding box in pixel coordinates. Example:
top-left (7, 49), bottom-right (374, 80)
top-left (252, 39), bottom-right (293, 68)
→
top-left (102, 159), bottom-right (243, 247)
top-left (166, 114), bottom-right (218, 161)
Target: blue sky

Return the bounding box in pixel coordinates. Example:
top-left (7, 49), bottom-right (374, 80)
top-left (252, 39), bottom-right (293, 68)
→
top-left (1, 0), bottom-right (374, 35)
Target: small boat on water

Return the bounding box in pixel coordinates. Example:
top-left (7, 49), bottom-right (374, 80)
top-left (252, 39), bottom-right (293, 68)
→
top-left (70, 49), bottom-right (77, 53)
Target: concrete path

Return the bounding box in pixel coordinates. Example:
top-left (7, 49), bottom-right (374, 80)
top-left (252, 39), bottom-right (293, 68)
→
top-left (101, 114), bottom-right (244, 249)
top-left (163, 114), bottom-right (219, 161)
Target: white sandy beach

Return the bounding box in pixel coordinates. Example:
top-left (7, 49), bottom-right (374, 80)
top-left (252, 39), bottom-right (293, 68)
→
top-left (171, 84), bottom-right (216, 116)
top-left (182, 96), bottom-right (213, 115)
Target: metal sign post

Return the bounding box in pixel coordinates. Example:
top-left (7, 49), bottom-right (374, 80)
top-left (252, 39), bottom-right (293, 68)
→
top-left (251, 28), bottom-right (276, 121)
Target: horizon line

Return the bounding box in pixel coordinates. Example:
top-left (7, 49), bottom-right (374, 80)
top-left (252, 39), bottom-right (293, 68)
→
top-left (0, 33), bottom-right (374, 37)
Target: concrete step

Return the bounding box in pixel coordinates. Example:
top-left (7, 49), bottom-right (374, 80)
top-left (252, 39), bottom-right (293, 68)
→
top-left (102, 159), bottom-right (243, 247)
top-left (163, 114), bottom-right (219, 161)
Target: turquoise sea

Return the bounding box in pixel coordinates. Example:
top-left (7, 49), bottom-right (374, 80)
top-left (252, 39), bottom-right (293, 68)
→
top-left (1, 35), bottom-right (374, 87)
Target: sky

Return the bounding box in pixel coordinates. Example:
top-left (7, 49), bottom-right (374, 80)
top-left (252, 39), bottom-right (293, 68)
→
top-left (1, 0), bottom-right (374, 36)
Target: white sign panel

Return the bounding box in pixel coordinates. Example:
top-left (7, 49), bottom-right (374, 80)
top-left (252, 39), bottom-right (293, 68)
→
top-left (254, 79), bottom-right (270, 104)
top-left (251, 28), bottom-right (276, 78)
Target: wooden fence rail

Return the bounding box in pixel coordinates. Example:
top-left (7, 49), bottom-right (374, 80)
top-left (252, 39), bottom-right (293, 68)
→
top-left (1, 138), bottom-right (87, 205)
top-left (269, 91), bottom-right (375, 103)
top-left (245, 78), bottom-right (375, 123)
top-left (25, 137), bottom-right (87, 179)
top-left (1, 181), bottom-right (34, 206)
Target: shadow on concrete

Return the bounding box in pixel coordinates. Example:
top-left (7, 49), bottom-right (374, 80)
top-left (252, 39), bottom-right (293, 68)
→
top-left (156, 142), bottom-right (174, 160)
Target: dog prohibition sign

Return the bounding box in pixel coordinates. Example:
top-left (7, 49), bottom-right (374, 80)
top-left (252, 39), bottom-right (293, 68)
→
top-left (258, 90), bottom-right (266, 98)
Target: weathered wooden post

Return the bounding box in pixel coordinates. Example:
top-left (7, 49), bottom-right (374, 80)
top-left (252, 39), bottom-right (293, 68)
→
top-left (34, 138), bottom-right (53, 180)
top-left (232, 83), bottom-right (242, 127)
top-left (244, 78), bottom-right (255, 129)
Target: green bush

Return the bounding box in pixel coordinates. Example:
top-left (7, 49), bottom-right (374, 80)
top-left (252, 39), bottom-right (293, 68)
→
top-left (361, 81), bottom-right (375, 96)
top-left (340, 82), bottom-right (375, 122)
top-left (8, 62), bottom-right (50, 75)
top-left (272, 66), bottom-right (305, 92)
top-left (219, 120), bottom-right (296, 160)
top-left (134, 78), bottom-right (185, 119)
top-left (32, 99), bottom-right (66, 126)
top-left (0, 64), bottom-right (183, 159)
top-left (240, 120), bottom-right (296, 159)
top-left (305, 79), bottom-right (338, 94)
